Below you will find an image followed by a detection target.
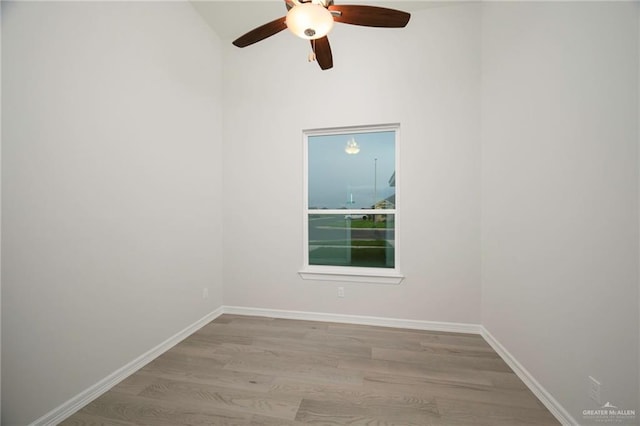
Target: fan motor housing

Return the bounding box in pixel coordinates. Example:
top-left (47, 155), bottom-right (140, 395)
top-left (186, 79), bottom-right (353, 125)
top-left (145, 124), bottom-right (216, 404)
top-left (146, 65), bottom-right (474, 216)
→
top-left (286, 0), bottom-right (334, 11)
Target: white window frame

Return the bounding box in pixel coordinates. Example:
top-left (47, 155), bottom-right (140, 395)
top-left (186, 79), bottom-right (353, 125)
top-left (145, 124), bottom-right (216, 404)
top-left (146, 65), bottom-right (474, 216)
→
top-left (298, 123), bottom-right (404, 285)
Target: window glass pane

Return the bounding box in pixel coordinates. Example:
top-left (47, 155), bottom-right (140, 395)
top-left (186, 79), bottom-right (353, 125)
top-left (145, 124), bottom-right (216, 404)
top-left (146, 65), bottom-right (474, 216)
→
top-left (308, 131), bottom-right (395, 210)
top-left (308, 214), bottom-right (395, 268)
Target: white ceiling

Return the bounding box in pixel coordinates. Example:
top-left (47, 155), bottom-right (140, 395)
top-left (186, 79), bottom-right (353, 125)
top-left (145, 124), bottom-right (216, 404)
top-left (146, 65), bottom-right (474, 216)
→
top-left (190, 1), bottom-right (457, 41)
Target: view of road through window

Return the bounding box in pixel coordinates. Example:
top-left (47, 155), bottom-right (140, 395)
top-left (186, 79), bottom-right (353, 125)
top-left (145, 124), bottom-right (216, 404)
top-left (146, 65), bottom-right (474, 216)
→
top-left (306, 127), bottom-right (397, 269)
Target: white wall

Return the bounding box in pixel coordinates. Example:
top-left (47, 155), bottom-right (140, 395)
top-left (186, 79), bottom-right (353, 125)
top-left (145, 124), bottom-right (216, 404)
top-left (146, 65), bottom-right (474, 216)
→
top-left (481, 2), bottom-right (639, 422)
top-left (222, 4), bottom-right (481, 324)
top-left (1, 2), bottom-right (223, 424)
top-left (0, 1), bottom-right (3, 419)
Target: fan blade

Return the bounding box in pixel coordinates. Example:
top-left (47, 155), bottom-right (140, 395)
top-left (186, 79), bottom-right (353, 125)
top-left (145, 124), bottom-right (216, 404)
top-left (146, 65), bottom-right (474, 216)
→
top-left (232, 16), bottom-right (287, 48)
top-left (328, 5), bottom-right (410, 28)
top-left (312, 36), bottom-right (333, 70)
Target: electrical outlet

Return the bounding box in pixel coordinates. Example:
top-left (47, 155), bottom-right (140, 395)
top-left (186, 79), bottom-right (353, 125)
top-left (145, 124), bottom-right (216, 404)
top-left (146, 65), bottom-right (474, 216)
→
top-left (202, 287), bottom-right (209, 300)
top-left (588, 376), bottom-right (601, 404)
top-left (338, 287), bottom-right (345, 298)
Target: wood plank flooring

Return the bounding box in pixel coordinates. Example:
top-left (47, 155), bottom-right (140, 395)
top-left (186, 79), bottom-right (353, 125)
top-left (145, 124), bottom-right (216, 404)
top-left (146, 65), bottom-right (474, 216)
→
top-left (61, 315), bottom-right (559, 425)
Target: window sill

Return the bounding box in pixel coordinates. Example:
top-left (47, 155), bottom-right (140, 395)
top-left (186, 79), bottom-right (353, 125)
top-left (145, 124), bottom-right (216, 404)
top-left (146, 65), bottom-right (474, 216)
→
top-left (298, 266), bottom-right (404, 285)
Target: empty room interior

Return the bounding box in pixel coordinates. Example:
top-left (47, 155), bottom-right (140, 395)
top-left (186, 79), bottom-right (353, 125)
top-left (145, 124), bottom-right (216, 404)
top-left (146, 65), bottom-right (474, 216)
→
top-left (2, 0), bottom-right (640, 425)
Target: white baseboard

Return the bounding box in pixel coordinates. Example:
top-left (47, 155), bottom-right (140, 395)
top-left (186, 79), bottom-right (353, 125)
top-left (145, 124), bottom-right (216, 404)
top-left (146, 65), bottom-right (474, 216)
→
top-left (480, 327), bottom-right (577, 426)
top-left (224, 307), bottom-right (571, 425)
top-left (222, 305), bottom-right (483, 334)
top-left (28, 305), bottom-right (571, 426)
top-left (29, 306), bottom-right (225, 426)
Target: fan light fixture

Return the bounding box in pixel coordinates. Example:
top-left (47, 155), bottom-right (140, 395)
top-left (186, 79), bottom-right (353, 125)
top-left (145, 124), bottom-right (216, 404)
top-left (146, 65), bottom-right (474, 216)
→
top-left (345, 137), bottom-right (360, 154)
top-left (286, 3), bottom-right (334, 40)
top-left (232, 1), bottom-right (411, 70)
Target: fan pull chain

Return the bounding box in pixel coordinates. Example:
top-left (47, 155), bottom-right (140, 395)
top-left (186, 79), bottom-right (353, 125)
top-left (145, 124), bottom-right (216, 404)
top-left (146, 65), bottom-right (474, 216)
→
top-left (308, 39), bottom-right (316, 62)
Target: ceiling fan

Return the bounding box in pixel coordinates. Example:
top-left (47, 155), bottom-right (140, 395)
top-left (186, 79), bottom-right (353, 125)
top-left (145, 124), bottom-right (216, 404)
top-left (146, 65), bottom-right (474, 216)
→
top-left (232, 0), bottom-right (411, 70)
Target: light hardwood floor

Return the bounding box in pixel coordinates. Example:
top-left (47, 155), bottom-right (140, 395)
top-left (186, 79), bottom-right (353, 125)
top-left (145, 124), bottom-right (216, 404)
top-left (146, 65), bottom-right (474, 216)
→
top-left (61, 315), bottom-right (560, 425)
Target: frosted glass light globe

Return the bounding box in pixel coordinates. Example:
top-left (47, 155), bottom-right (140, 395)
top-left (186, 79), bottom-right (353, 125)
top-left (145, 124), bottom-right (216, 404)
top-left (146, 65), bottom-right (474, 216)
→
top-left (345, 138), bottom-right (360, 154)
top-left (286, 3), bottom-right (334, 40)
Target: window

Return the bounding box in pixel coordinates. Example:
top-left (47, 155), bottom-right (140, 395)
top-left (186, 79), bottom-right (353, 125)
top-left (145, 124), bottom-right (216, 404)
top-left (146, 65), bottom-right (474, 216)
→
top-left (299, 124), bottom-right (403, 284)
